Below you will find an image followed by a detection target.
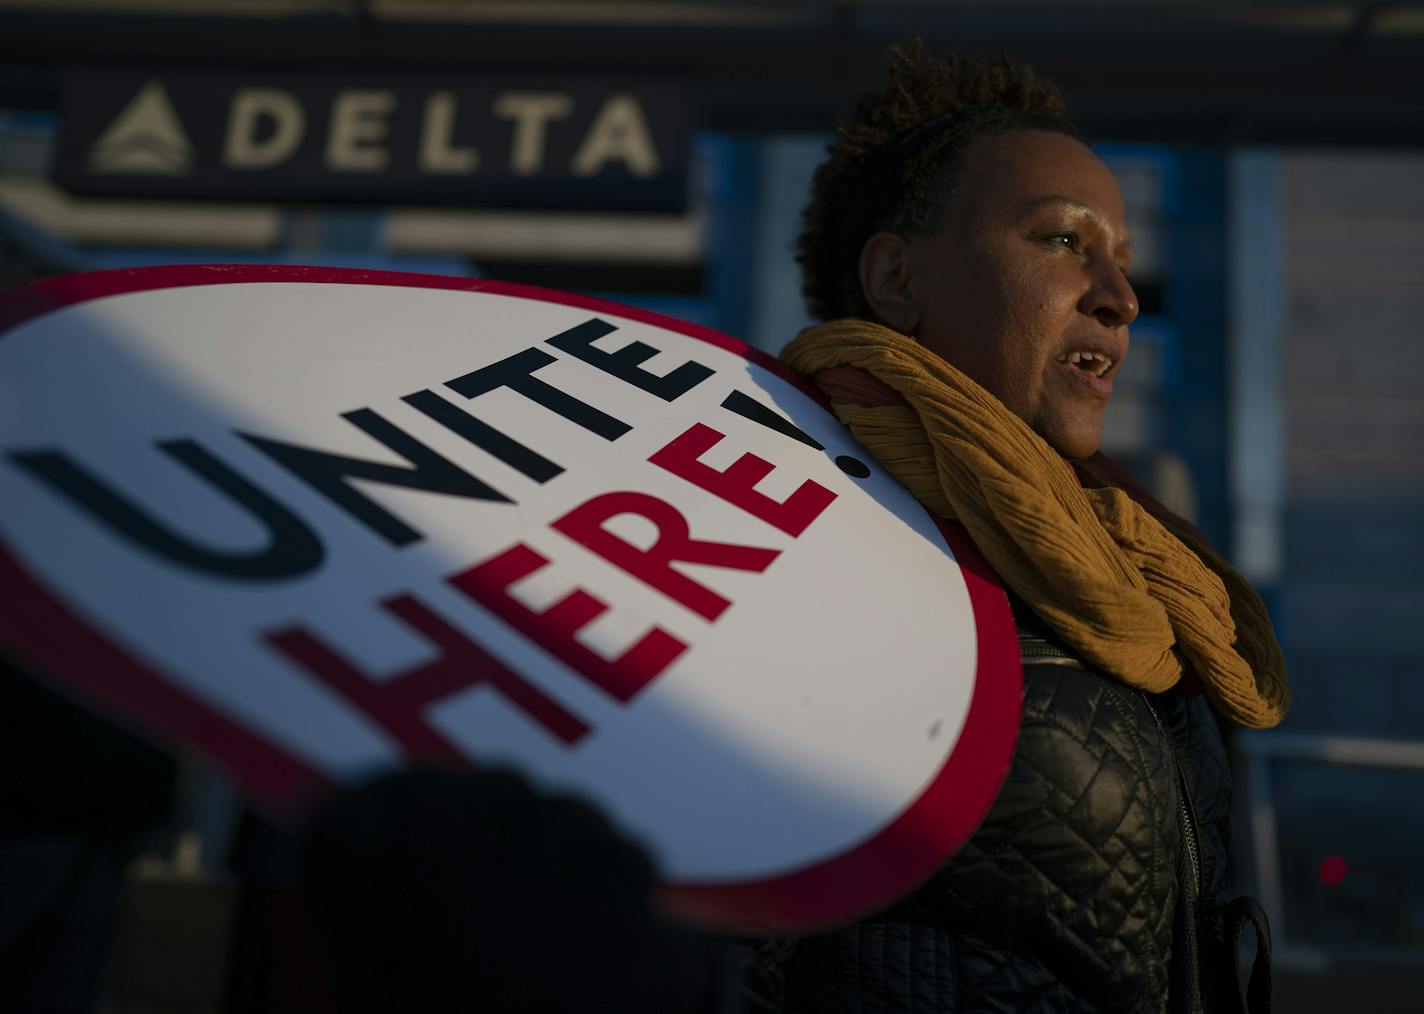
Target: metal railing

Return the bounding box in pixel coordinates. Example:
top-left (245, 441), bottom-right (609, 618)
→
top-left (1236, 730), bottom-right (1424, 969)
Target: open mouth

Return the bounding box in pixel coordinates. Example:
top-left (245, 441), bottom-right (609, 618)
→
top-left (1056, 350), bottom-right (1114, 378)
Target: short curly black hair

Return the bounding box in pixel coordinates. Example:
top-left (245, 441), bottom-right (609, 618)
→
top-left (797, 42), bottom-right (1074, 322)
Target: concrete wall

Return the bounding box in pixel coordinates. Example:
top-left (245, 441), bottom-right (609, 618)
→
top-left (1268, 149), bottom-right (1424, 961)
top-left (1278, 150), bottom-right (1424, 739)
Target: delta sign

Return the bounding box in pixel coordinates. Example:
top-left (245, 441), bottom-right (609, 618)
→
top-left (0, 266), bottom-right (1020, 930)
top-left (56, 71), bottom-right (688, 211)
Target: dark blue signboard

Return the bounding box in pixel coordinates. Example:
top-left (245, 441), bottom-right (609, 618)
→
top-left (55, 70), bottom-right (690, 211)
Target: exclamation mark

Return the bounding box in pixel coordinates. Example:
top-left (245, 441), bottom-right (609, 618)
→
top-left (719, 390), bottom-right (871, 477)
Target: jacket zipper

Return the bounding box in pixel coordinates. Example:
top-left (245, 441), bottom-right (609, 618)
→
top-left (1141, 694), bottom-right (1204, 895)
top-left (1177, 766), bottom-right (1204, 900)
top-left (1018, 638), bottom-right (1212, 1010)
top-left (1018, 646), bottom-right (1209, 909)
top-left (1142, 693), bottom-right (1205, 1014)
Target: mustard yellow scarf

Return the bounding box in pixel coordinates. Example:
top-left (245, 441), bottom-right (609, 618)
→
top-left (783, 319), bottom-right (1289, 729)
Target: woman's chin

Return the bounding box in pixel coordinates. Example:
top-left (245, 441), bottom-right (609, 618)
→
top-left (1036, 416), bottom-right (1104, 462)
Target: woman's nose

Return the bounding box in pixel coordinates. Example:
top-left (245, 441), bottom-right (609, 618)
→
top-left (1082, 263), bottom-right (1139, 328)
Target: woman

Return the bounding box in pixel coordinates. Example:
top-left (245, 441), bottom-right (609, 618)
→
top-left (746, 44), bottom-right (1290, 1014)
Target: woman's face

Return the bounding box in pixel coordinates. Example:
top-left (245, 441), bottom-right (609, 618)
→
top-left (902, 129), bottom-right (1138, 460)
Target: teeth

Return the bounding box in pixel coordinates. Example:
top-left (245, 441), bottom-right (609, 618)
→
top-left (1058, 350), bottom-right (1115, 376)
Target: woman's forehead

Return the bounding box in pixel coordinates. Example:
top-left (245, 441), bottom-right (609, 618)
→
top-left (957, 130), bottom-right (1127, 221)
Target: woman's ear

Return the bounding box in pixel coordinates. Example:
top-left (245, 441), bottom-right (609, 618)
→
top-left (858, 232), bottom-right (921, 335)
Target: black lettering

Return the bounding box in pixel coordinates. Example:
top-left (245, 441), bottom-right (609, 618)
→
top-left (445, 347), bottom-right (630, 441)
top-left (546, 318), bottom-right (713, 402)
top-left (402, 389), bottom-right (563, 484)
top-left (7, 440), bottom-right (323, 580)
top-left (241, 408), bottom-right (509, 548)
top-left (720, 390), bottom-right (825, 450)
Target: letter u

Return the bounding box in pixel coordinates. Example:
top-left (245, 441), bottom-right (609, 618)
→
top-left (8, 439), bottom-right (324, 580)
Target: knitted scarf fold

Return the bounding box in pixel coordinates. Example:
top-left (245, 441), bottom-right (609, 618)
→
top-left (782, 319), bottom-right (1289, 729)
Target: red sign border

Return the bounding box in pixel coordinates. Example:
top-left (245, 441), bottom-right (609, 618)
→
top-left (0, 264), bottom-right (1021, 931)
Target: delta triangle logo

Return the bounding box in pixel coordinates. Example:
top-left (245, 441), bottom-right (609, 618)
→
top-left (88, 81), bottom-right (194, 176)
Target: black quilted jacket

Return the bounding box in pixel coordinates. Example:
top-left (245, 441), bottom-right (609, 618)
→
top-left (739, 604), bottom-right (1237, 1014)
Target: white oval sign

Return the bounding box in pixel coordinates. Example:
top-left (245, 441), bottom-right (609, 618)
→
top-left (0, 266), bottom-right (1020, 930)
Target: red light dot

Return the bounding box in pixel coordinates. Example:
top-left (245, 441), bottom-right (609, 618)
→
top-left (1319, 855), bottom-right (1348, 885)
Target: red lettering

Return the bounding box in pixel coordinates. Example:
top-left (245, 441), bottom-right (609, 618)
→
top-left (649, 423), bottom-right (837, 536)
top-left (551, 491), bottom-right (779, 622)
top-left (453, 542), bottom-right (687, 702)
top-left (267, 593), bottom-right (589, 760)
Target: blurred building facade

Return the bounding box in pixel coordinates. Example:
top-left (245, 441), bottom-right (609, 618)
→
top-left (2, 1), bottom-right (1423, 1008)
